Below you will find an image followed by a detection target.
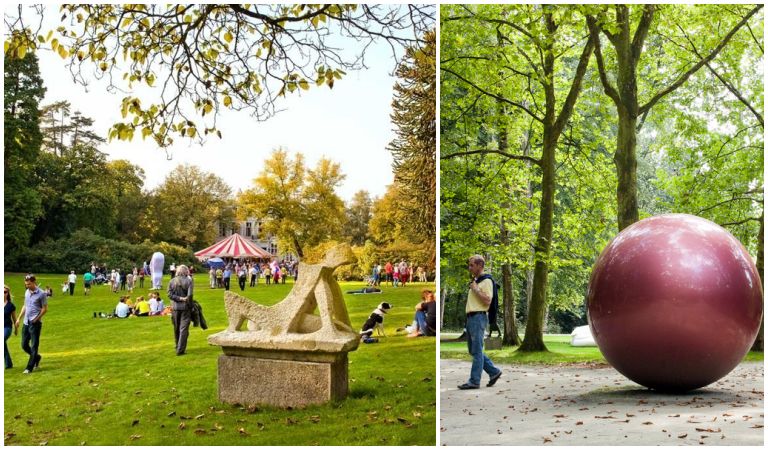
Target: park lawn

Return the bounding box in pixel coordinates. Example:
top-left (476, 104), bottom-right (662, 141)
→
top-left (3, 273), bottom-right (436, 446)
top-left (440, 334), bottom-right (764, 365)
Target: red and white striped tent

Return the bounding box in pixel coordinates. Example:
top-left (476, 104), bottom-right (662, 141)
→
top-left (194, 233), bottom-right (272, 260)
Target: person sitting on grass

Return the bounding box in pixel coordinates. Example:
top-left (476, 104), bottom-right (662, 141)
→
top-left (407, 289), bottom-right (437, 337)
top-left (43, 286), bottom-right (53, 298)
top-left (115, 297), bottom-right (131, 319)
top-left (134, 296), bottom-right (150, 317)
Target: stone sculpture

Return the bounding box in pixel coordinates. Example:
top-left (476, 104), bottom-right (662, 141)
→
top-left (208, 244), bottom-right (360, 407)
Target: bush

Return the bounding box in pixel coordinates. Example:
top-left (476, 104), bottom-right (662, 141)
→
top-left (5, 228), bottom-right (196, 273)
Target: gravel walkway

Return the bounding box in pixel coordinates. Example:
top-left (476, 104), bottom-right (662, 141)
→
top-left (440, 360), bottom-right (763, 446)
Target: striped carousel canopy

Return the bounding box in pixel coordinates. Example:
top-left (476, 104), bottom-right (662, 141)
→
top-left (194, 233), bottom-right (272, 260)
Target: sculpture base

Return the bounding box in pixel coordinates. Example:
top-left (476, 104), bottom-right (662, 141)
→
top-left (484, 336), bottom-right (503, 350)
top-left (217, 350), bottom-right (349, 408)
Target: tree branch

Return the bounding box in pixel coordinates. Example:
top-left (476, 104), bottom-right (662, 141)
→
top-left (441, 66), bottom-right (544, 123)
top-left (441, 149), bottom-right (542, 167)
top-left (553, 36), bottom-right (594, 138)
top-left (587, 16), bottom-right (622, 106)
top-left (631, 5), bottom-right (655, 62)
top-left (639, 4), bottom-right (763, 115)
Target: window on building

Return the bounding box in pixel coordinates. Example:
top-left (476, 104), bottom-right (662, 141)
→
top-left (246, 222), bottom-right (252, 237)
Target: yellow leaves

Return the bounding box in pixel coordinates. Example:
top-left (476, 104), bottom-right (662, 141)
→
top-left (57, 45), bottom-right (68, 59)
top-left (51, 38), bottom-right (59, 51)
top-left (223, 95), bottom-right (232, 107)
top-left (17, 45), bottom-right (27, 59)
top-left (146, 73), bottom-right (155, 87)
top-left (223, 31), bottom-right (233, 44)
top-left (203, 103), bottom-right (213, 115)
top-left (298, 79), bottom-right (309, 91)
top-left (100, 61), bottom-right (108, 71)
top-left (141, 127), bottom-right (152, 140)
top-left (3, 41), bottom-right (9, 54)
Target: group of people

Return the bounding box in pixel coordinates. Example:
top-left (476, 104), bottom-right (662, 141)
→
top-left (207, 260), bottom-right (296, 291)
top-left (369, 260), bottom-right (428, 287)
top-left (99, 292), bottom-right (169, 318)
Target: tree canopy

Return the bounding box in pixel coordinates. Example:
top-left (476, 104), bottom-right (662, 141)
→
top-left (5, 4), bottom-right (434, 148)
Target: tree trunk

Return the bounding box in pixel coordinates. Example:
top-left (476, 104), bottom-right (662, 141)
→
top-left (751, 213), bottom-right (764, 351)
top-left (440, 287), bottom-right (447, 330)
top-left (501, 261), bottom-right (520, 346)
top-left (519, 133), bottom-right (556, 352)
top-left (615, 109), bottom-right (639, 230)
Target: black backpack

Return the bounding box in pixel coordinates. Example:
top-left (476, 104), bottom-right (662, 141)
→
top-left (475, 274), bottom-right (500, 327)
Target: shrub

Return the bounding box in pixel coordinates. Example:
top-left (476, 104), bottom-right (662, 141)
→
top-left (5, 228), bottom-right (196, 273)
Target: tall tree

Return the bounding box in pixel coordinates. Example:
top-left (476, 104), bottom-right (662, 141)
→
top-left (586, 4), bottom-right (762, 230)
top-left (388, 29), bottom-right (437, 243)
top-left (239, 149), bottom-right (346, 258)
top-left (441, 5), bottom-right (594, 352)
top-left (5, 4), bottom-right (434, 147)
top-left (150, 164), bottom-right (234, 249)
top-left (4, 51), bottom-right (45, 256)
top-left (344, 190), bottom-right (374, 246)
top-left (39, 101), bottom-right (106, 154)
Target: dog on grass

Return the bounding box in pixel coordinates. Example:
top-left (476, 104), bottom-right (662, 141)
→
top-left (360, 302), bottom-right (392, 339)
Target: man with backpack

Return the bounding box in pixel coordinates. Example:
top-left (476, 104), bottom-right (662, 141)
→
top-left (458, 254), bottom-right (502, 390)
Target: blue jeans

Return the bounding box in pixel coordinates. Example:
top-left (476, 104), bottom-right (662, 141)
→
top-left (466, 312), bottom-right (500, 386)
top-left (4, 326), bottom-right (12, 368)
top-left (415, 311), bottom-right (427, 335)
top-left (21, 321), bottom-right (42, 371)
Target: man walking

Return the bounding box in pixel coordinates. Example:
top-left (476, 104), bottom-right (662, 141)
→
top-left (83, 270), bottom-right (94, 295)
top-left (458, 255), bottom-right (502, 390)
top-left (67, 270), bottom-right (76, 296)
top-left (168, 265), bottom-right (193, 356)
top-left (15, 275), bottom-right (48, 374)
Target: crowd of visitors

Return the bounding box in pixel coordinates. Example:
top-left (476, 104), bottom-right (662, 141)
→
top-left (369, 260), bottom-right (428, 287)
top-left (207, 259), bottom-right (297, 291)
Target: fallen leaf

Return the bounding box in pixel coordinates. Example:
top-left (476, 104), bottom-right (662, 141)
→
top-left (194, 414), bottom-right (205, 420)
top-left (576, 421), bottom-right (584, 426)
top-left (668, 414), bottom-right (680, 418)
top-left (131, 419), bottom-right (139, 427)
top-left (595, 416), bottom-right (616, 419)
top-left (238, 427), bottom-right (249, 435)
top-left (178, 422), bottom-right (186, 430)
top-left (167, 411), bottom-right (176, 417)
top-left (642, 422), bottom-right (653, 425)
top-left (678, 434), bottom-right (688, 439)
top-left (129, 435), bottom-right (141, 441)
top-left (194, 429), bottom-right (206, 435)
top-left (695, 428), bottom-right (721, 433)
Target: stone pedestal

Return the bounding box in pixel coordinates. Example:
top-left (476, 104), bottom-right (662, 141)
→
top-left (217, 349), bottom-right (349, 408)
top-left (484, 336), bottom-right (503, 350)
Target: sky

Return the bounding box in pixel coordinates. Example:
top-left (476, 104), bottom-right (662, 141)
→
top-left (30, 10), bottom-right (406, 201)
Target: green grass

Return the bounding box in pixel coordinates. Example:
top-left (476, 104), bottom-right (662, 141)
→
top-left (440, 334), bottom-right (764, 365)
top-left (4, 273), bottom-right (436, 445)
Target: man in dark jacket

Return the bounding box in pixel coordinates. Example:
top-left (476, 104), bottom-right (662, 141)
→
top-left (168, 265), bottom-right (193, 356)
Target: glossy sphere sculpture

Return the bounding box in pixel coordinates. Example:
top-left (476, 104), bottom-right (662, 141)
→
top-left (587, 214), bottom-right (763, 392)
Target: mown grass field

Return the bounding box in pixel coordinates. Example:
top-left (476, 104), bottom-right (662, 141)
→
top-left (3, 273), bottom-right (436, 445)
top-left (440, 334), bottom-right (764, 365)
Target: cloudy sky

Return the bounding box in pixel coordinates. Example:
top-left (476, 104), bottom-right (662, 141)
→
top-left (33, 15), bottom-right (404, 201)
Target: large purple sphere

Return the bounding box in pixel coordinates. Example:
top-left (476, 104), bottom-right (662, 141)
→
top-left (587, 214), bottom-right (763, 392)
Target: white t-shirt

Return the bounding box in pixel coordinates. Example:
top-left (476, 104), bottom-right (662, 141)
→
top-left (115, 302), bottom-right (130, 318)
top-left (68, 274), bottom-right (76, 283)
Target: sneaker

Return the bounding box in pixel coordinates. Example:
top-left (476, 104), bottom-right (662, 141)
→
top-left (22, 369), bottom-right (31, 374)
top-left (487, 371), bottom-right (502, 387)
top-left (457, 382), bottom-right (480, 390)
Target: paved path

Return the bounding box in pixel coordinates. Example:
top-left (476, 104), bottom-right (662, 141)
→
top-left (440, 360), bottom-right (763, 446)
